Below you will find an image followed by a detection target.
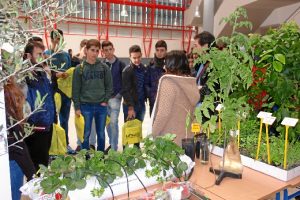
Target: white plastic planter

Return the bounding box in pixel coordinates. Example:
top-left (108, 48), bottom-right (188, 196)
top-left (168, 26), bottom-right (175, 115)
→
top-left (209, 145), bottom-right (300, 181)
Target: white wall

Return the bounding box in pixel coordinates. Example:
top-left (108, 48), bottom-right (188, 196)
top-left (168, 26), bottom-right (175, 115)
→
top-left (0, 80), bottom-right (12, 200)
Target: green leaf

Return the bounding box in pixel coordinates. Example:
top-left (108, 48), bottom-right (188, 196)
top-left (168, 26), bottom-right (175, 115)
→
top-left (75, 179), bottom-right (86, 189)
top-left (274, 54), bottom-right (285, 64)
top-left (177, 162), bottom-right (188, 172)
top-left (272, 61), bottom-right (283, 72)
top-left (258, 55), bottom-right (272, 64)
top-left (28, 0), bottom-right (34, 8)
top-left (203, 109), bottom-right (210, 118)
top-left (185, 111), bottom-right (191, 129)
top-left (164, 133), bottom-right (176, 141)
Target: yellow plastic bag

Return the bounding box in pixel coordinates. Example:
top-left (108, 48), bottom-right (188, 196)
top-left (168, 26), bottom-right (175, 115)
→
top-left (122, 119), bottom-right (142, 145)
top-left (54, 92), bottom-right (61, 114)
top-left (75, 114), bottom-right (84, 143)
top-left (49, 123), bottom-right (67, 155)
top-left (57, 67), bottom-right (75, 98)
top-left (106, 116), bottom-right (110, 127)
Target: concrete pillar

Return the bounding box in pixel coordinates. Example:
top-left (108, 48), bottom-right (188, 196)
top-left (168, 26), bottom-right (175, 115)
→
top-left (0, 89), bottom-right (12, 200)
top-left (203, 0), bottom-right (215, 33)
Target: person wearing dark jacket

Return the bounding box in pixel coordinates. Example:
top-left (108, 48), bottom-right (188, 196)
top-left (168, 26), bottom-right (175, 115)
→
top-left (145, 40), bottom-right (167, 116)
top-left (193, 31), bottom-right (216, 104)
top-left (24, 41), bottom-right (56, 170)
top-left (121, 45), bottom-right (147, 122)
top-left (4, 77), bottom-right (36, 200)
top-left (71, 39), bottom-right (87, 67)
top-left (72, 39), bottom-right (113, 152)
top-left (99, 40), bottom-right (126, 151)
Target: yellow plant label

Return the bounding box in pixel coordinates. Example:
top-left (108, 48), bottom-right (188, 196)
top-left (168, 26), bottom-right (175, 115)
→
top-left (191, 123), bottom-right (201, 133)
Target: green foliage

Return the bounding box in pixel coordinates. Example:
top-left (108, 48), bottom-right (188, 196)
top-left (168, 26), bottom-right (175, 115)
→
top-left (0, 0), bottom-right (78, 151)
top-left (250, 22), bottom-right (300, 139)
top-left (40, 134), bottom-right (189, 198)
top-left (194, 7), bottom-right (253, 133)
top-left (255, 134), bottom-right (300, 169)
top-left (143, 134), bottom-right (187, 182)
top-left (185, 110), bottom-right (191, 138)
top-left (216, 116), bottom-right (300, 169)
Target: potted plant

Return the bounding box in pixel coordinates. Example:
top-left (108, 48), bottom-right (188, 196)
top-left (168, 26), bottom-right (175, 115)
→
top-left (30, 134), bottom-right (192, 199)
top-left (181, 110), bottom-right (196, 161)
top-left (194, 7), bottom-right (300, 181)
top-left (143, 134), bottom-right (189, 182)
top-left (194, 7), bottom-right (253, 151)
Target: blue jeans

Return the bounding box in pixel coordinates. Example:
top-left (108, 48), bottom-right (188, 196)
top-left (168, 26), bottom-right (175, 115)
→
top-left (81, 103), bottom-right (107, 151)
top-left (89, 97), bottom-right (122, 150)
top-left (123, 102), bottom-right (146, 122)
top-left (59, 93), bottom-right (71, 145)
top-left (88, 119), bottom-right (96, 146)
top-left (10, 160), bottom-right (23, 200)
top-left (106, 97), bottom-right (122, 150)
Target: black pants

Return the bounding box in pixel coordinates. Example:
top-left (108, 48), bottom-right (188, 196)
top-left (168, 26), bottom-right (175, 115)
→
top-left (25, 125), bottom-right (53, 171)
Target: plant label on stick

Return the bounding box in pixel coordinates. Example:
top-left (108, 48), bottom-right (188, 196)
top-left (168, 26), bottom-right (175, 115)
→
top-left (257, 111), bottom-right (272, 119)
top-left (229, 130), bottom-right (238, 137)
top-left (191, 123), bottom-right (201, 133)
top-left (215, 104), bottom-right (223, 111)
top-left (263, 116), bottom-right (276, 125)
top-left (281, 117), bottom-right (298, 127)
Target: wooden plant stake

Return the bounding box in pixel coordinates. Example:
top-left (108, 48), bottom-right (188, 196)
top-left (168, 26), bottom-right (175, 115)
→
top-left (256, 111), bottom-right (272, 160)
top-left (281, 117), bottom-right (298, 170)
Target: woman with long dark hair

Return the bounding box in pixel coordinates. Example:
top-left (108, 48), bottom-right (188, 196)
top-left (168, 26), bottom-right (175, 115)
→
top-left (151, 50), bottom-right (199, 145)
top-left (4, 77), bottom-right (36, 200)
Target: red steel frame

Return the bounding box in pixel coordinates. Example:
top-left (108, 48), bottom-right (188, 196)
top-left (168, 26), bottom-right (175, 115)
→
top-left (21, 0), bottom-right (193, 56)
top-left (142, 0), bottom-right (155, 58)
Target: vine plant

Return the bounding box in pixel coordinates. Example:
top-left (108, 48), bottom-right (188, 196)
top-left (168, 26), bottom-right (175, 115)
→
top-left (39, 134), bottom-right (189, 199)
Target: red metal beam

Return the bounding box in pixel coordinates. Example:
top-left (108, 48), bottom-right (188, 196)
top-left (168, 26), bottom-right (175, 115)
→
top-left (64, 19), bottom-right (186, 31)
top-left (92, 0), bottom-right (185, 11)
top-left (182, 26), bottom-right (193, 53)
top-left (105, 0), bottom-right (110, 41)
top-left (181, 7), bottom-right (192, 53)
top-left (142, 0), bottom-right (155, 58)
top-left (63, 16), bottom-right (185, 29)
top-left (43, 17), bottom-right (49, 49)
top-left (97, 0), bottom-right (101, 41)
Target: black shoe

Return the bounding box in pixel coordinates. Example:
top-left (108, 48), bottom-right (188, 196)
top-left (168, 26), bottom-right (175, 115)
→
top-left (67, 145), bottom-right (76, 154)
top-left (90, 145), bottom-right (95, 150)
top-left (75, 145), bottom-right (81, 152)
top-left (104, 145), bottom-right (111, 155)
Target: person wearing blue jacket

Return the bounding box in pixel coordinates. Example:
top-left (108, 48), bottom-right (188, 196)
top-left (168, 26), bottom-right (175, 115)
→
top-left (24, 41), bottom-right (56, 170)
top-left (145, 40), bottom-right (167, 116)
top-left (44, 29), bottom-right (74, 153)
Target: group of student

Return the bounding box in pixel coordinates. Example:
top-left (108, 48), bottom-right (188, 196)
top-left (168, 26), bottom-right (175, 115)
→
top-left (5, 28), bottom-right (216, 200)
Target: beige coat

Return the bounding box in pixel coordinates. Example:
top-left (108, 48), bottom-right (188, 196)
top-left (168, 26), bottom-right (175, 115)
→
top-left (151, 75), bottom-right (199, 146)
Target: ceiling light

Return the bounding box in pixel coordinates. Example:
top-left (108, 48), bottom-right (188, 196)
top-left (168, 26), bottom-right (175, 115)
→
top-left (195, 5), bottom-right (200, 17)
top-left (174, 18), bottom-right (178, 26)
top-left (120, 5), bottom-right (128, 17)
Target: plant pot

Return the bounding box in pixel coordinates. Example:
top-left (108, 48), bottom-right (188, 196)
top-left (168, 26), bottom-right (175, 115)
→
top-left (182, 138), bottom-right (195, 161)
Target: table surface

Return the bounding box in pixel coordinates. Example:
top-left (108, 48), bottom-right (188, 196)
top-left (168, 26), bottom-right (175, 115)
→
top-left (22, 155), bottom-right (300, 200)
top-left (116, 155), bottom-right (300, 200)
